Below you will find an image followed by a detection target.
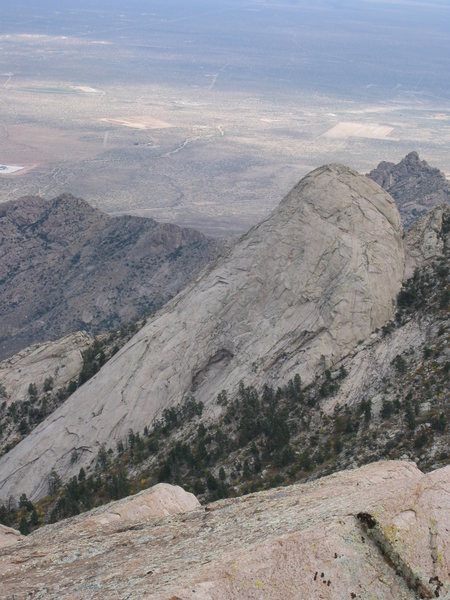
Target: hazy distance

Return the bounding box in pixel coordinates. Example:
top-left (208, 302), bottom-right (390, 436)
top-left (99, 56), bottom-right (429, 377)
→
top-left (1, 0), bottom-right (449, 234)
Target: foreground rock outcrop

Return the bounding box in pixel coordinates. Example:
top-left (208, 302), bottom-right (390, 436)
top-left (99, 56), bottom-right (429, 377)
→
top-left (368, 151), bottom-right (450, 228)
top-left (0, 194), bottom-right (221, 359)
top-left (0, 164), bottom-right (405, 501)
top-left (49, 482), bottom-right (199, 535)
top-left (0, 461), bottom-right (448, 599)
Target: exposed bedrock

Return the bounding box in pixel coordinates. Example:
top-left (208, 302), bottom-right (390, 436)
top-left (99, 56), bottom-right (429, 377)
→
top-left (0, 164), bottom-right (405, 500)
top-left (1, 462), bottom-right (448, 599)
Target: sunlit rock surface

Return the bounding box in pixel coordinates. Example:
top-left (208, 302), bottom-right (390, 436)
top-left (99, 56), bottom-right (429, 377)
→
top-left (0, 331), bottom-right (92, 406)
top-left (0, 164), bottom-right (405, 501)
top-left (404, 204), bottom-right (449, 280)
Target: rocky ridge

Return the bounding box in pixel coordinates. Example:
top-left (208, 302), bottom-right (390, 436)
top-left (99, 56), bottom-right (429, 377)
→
top-left (36, 225), bottom-right (444, 521)
top-left (0, 194), bottom-right (221, 360)
top-left (368, 151), bottom-right (450, 228)
top-left (0, 461), bottom-right (448, 599)
top-left (0, 320), bottom-right (145, 457)
top-left (404, 204), bottom-right (449, 279)
top-left (319, 206), bottom-right (449, 411)
top-left (0, 331), bottom-right (92, 455)
top-left (0, 164), bottom-right (406, 501)
top-left (0, 332), bottom-right (92, 407)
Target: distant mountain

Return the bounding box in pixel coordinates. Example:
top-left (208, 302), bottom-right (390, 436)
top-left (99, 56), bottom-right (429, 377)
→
top-left (368, 151), bottom-right (450, 227)
top-left (0, 194), bottom-right (221, 360)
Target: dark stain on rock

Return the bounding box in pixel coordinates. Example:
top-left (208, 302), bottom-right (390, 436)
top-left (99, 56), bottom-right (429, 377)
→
top-left (357, 512), bottom-right (377, 529)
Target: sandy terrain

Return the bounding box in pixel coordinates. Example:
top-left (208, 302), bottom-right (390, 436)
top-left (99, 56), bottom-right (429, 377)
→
top-left (430, 113), bottom-right (450, 120)
top-left (0, 79), bottom-right (448, 236)
top-left (0, 165), bottom-right (24, 174)
top-left (71, 85), bottom-right (103, 94)
top-left (0, 0), bottom-right (449, 235)
top-left (100, 117), bottom-right (172, 130)
top-left (322, 122), bottom-right (395, 140)
top-left (0, 123), bottom-right (105, 165)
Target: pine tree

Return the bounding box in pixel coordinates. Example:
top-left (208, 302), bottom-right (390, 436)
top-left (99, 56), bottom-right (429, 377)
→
top-left (30, 508), bottom-right (39, 527)
top-left (19, 516), bottom-right (30, 535)
top-left (28, 383), bottom-right (38, 400)
top-left (48, 469), bottom-right (62, 495)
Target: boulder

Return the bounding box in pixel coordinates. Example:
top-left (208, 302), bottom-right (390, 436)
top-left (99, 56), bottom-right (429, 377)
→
top-left (0, 524), bottom-right (22, 549)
